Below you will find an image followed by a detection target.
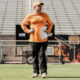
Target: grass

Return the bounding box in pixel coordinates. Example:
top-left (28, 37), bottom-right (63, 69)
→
top-left (0, 64), bottom-right (80, 80)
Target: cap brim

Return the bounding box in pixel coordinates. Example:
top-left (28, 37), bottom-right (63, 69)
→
top-left (40, 3), bottom-right (44, 5)
top-left (33, 2), bottom-right (44, 8)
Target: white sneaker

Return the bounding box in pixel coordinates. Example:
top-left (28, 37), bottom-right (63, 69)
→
top-left (33, 73), bottom-right (38, 78)
top-left (42, 73), bottom-right (47, 78)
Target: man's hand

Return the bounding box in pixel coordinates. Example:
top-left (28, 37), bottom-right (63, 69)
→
top-left (29, 28), bottom-right (35, 33)
top-left (44, 30), bottom-right (47, 33)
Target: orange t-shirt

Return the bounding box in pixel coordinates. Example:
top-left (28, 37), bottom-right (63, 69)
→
top-left (21, 12), bottom-right (53, 42)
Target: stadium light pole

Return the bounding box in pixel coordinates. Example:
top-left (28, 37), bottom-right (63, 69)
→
top-left (59, 41), bottom-right (61, 63)
top-left (0, 42), bottom-right (3, 63)
top-left (74, 44), bottom-right (76, 64)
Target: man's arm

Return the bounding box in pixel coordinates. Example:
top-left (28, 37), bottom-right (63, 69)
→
top-left (46, 14), bottom-right (53, 34)
top-left (21, 15), bottom-right (30, 33)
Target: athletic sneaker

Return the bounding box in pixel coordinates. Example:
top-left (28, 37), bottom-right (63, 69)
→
top-left (33, 73), bottom-right (38, 78)
top-left (42, 73), bottom-right (47, 78)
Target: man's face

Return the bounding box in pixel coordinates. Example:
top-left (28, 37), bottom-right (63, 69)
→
top-left (34, 5), bottom-right (42, 12)
top-left (77, 52), bottom-right (80, 62)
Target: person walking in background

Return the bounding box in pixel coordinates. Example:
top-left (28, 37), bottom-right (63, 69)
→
top-left (21, 1), bottom-right (53, 78)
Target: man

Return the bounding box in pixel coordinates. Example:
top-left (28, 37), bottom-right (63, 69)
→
top-left (21, 1), bottom-right (53, 78)
top-left (71, 48), bottom-right (80, 63)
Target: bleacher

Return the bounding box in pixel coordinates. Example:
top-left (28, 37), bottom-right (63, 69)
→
top-left (0, 0), bottom-right (80, 35)
top-left (0, 0), bottom-right (23, 35)
top-left (32, 0), bottom-right (80, 35)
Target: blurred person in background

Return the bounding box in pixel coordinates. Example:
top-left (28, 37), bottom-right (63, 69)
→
top-left (54, 44), bottom-right (70, 61)
top-left (54, 46), bottom-right (59, 56)
top-left (71, 48), bottom-right (80, 63)
top-left (61, 43), bottom-right (70, 61)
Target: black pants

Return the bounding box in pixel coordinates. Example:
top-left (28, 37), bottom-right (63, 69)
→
top-left (31, 42), bottom-right (48, 74)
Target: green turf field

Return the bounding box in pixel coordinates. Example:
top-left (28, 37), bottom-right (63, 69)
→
top-left (0, 64), bottom-right (80, 80)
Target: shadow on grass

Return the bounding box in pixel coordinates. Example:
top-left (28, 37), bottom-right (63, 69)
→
top-left (48, 76), bottom-right (80, 78)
